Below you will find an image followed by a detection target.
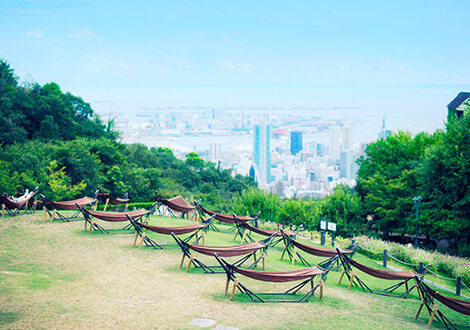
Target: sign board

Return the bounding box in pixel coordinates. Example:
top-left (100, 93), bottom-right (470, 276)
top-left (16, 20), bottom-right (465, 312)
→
top-left (328, 222), bottom-right (337, 232)
top-left (320, 220), bottom-right (327, 230)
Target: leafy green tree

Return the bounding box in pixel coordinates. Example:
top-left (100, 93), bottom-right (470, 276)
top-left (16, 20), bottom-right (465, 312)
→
top-left (356, 131), bottom-right (439, 239)
top-left (419, 113), bottom-right (470, 251)
top-left (319, 185), bottom-right (365, 237)
top-left (185, 152), bottom-right (205, 171)
top-left (46, 160), bottom-right (86, 200)
top-left (231, 189), bottom-right (281, 222)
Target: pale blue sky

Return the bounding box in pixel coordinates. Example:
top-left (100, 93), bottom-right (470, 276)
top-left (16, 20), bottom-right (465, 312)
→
top-left (1, 0), bottom-right (469, 132)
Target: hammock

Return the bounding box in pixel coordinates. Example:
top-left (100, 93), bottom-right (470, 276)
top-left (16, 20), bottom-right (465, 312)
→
top-left (415, 279), bottom-right (470, 329)
top-left (173, 233), bottom-right (276, 274)
top-left (234, 266), bottom-right (324, 283)
top-left (86, 209), bottom-right (149, 222)
top-left (96, 187), bottom-right (129, 211)
top-left (156, 191), bottom-right (195, 219)
top-left (41, 194), bottom-right (96, 222)
top-left (127, 214), bottom-right (212, 249)
top-left (280, 229), bottom-right (355, 267)
top-left (78, 203), bottom-right (155, 234)
top-left (337, 250), bottom-right (427, 298)
top-left (1, 187), bottom-right (39, 217)
top-left (194, 201), bottom-right (259, 224)
top-left (234, 217), bottom-right (296, 246)
top-left (214, 254), bottom-right (329, 303)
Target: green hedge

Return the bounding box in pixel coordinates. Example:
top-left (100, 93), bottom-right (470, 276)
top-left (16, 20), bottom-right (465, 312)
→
top-left (354, 236), bottom-right (470, 284)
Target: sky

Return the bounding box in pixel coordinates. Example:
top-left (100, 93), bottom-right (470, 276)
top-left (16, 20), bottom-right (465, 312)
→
top-left (1, 0), bottom-right (470, 134)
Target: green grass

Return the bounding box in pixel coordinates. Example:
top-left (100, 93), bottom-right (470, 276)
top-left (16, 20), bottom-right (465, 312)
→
top-left (1, 211), bottom-right (469, 329)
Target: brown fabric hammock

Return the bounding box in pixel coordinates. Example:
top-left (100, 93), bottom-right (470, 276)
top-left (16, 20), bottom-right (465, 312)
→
top-left (427, 287), bottom-right (470, 316)
top-left (350, 260), bottom-right (417, 280)
top-left (233, 266), bottom-right (324, 283)
top-left (198, 205), bottom-right (252, 224)
top-left (160, 196), bottom-right (195, 213)
top-left (140, 222), bottom-right (205, 235)
top-left (1, 194), bottom-right (34, 209)
top-left (189, 242), bottom-right (265, 258)
top-left (291, 239), bottom-right (353, 258)
top-left (98, 193), bottom-right (129, 205)
top-left (243, 222), bottom-right (295, 237)
top-left (86, 209), bottom-right (149, 222)
top-left (51, 197), bottom-right (95, 210)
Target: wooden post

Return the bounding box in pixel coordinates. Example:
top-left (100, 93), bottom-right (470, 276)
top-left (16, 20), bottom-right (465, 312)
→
top-left (230, 279), bottom-right (239, 300)
top-left (50, 209), bottom-right (56, 222)
top-left (415, 299), bottom-right (425, 320)
top-left (124, 203), bottom-right (128, 212)
top-left (291, 246), bottom-right (297, 265)
top-left (280, 245), bottom-right (287, 260)
top-left (348, 270), bottom-right (355, 289)
top-left (262, 252), bottom-right (266, 270)
top-left (179, 254), bottom-right (186, 269)
top-left (89, 219), bottom-right (94, 233)
top-left (103, 198), bottom-right (109, 212)
top-left (241, 230), bottom-right (247, 244)
top-left (43, 208), bottom-right (47, 221)
top-left (33, 200), bottom-right (38, 212)
top-left (93, 201), bottom-right (97, 211)
top-left (319, 279), bottom-right (324, 300)
top-left (428, 304), bottom-right (438, 326)
top-left (186, 255), bottom-right (195, 272)
top-left (133, 232), bottom-right (139, 247)
top-left (139, 232), bottom-right (146, 249)
top-left (232, 230), bottom-right (238, 241)
top-left (338, 269), bottom-right (345, 284)
top-left (2, 204), bottom-right (5, 218)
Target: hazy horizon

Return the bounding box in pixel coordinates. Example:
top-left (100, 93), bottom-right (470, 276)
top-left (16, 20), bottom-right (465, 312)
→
top-left (1, 0), bottom-right (468, 134)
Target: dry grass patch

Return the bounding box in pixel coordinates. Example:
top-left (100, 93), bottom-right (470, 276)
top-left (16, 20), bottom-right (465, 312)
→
top-left (1, 213), bottom-right (467, 329)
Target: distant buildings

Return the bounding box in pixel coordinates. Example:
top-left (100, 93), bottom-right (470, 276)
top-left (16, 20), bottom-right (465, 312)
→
top-left (253, 123), bottom-right (271, 185)
top-left (340, 150), bottom-right (358, 180)
top-left (209, 143), bottom-right (221, 162)
top-left (329, 125), bottom-right (341, 157)
top-left (378, 116), bottom-right (391, 140)
top-left (447, 92), bottom-right (470, 121)
top-left (290, 131), bottom-right (303, 156)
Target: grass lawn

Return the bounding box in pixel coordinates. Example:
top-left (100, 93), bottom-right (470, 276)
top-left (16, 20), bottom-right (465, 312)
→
top-left (1, 211), bottom-right (469, 329)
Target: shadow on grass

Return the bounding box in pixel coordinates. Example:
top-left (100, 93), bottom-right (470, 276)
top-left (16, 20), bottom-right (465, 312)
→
top-left (0, 311), bottom-right (21, 326)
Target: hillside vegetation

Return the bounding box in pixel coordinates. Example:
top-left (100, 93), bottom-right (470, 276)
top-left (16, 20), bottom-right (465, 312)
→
top-left (1, 58), bottom-right (470, 257)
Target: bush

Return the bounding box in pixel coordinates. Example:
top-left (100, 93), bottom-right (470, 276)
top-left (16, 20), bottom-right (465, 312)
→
top-left (354, 236), bottom-right (470, 284)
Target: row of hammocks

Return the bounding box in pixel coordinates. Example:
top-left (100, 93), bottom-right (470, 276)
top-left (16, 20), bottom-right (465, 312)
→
top-left (9, 189), bottom-right (468, 326)
top-left (81, 202), bottom-right (469, 325)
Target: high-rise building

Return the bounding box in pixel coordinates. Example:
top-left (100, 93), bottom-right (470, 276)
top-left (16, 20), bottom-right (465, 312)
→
top-left (209, 143), bottom-right (221, 162)
top-left (342, 126), bottom-right (353, 150)
top-left (329, 125), bottom-right (341, 157)
top-left (378, 116), bottom-right (391, 140)
top-left (340, 150), bottom-right (358, 180)
top-left (290, 131), bottom-right (303, 156)
top-left (253, 123), bottom-right (271, 185)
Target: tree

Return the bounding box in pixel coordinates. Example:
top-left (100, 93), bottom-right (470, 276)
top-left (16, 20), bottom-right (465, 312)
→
top-left (356, 131), bottom-right (439, 240)
top-left (419, 112), bottom-right (470, 251)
